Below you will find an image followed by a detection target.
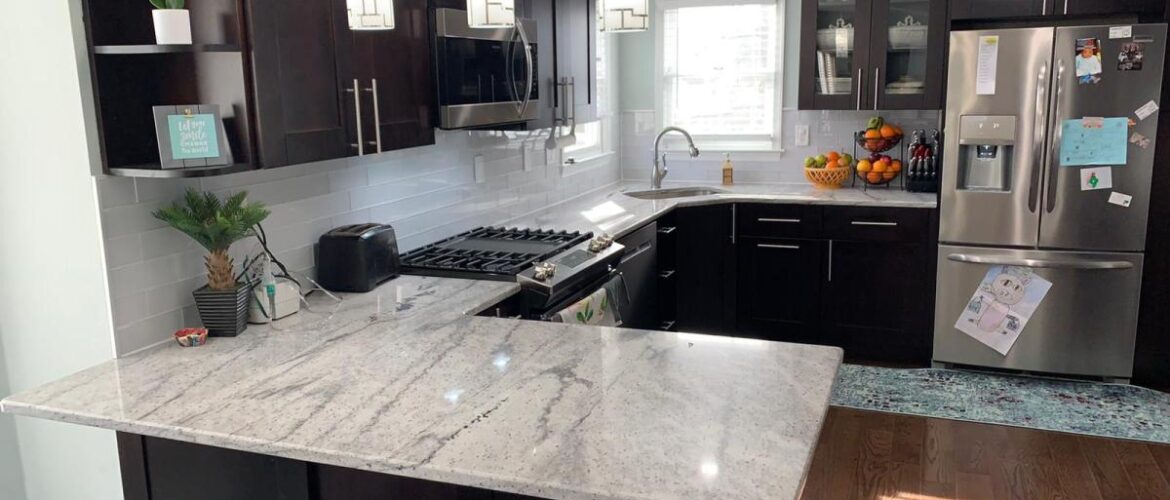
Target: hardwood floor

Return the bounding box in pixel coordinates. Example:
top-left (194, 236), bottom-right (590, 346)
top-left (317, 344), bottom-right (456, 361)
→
top-left (801, 407), bottom-right (1170, 500)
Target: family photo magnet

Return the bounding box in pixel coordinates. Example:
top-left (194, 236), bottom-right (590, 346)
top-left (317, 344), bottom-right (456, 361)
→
top-left (1118, 42), bottom-right (1144, 71)
top-left (1076, 38), bottom-right (1103, 84)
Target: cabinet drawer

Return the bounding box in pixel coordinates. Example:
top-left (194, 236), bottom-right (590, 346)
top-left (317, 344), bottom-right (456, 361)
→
top-left (823, 206), bottom-right (930, 242)
top-left (736, 204), bottom-right (822, 239)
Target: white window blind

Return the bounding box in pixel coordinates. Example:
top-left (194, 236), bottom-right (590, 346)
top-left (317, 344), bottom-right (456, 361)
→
top-left (660, 1), bottom-right (782, 150)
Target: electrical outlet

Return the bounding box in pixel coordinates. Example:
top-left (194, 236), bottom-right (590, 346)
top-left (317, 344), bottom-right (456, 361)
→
top-left (474, 154), bottom-right (486, 184)
top-left (795, 124), bottom-right (810, 146)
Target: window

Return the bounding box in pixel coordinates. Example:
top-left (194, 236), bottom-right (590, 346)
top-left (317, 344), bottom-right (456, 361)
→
top-left (660, 0), bottom-right (783, 151)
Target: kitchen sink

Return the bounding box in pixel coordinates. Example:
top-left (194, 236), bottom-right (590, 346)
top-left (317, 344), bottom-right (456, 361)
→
top-left (621, 187), bottom-right (726, 200)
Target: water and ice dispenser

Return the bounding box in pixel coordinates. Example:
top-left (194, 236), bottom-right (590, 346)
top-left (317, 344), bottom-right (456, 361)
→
top-left (956, 115), bottom-right (1016, 192)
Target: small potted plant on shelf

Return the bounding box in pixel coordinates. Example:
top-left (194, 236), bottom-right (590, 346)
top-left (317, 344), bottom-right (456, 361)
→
top-left (150, 0), bottom-right (192, 45)
top-left (153, 189), bottom-right (269, 337)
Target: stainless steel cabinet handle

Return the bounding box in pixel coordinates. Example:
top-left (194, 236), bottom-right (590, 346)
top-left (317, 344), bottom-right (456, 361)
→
top-left (1063, 0), bottom-right (1068, 14)
top-left (758, 218), bottom-right (801, 223)
top-left (346, 79), bottom-right (363, 156)
top-left (657, 226), bottom-right (677, 234)
top-left (873, 67), bottom-right (880, 110)
top-left (758, 243), bottom-right (800, 250)
top-left (658, 270), bottom-right (676, 279)
top-left (1028, 62), bottom-right (1048, 213)
top-left (947, 253), bottom-right (1134, 270)
top-left (1046, 60), bottom-right (1065, 213)
top-left (851, 221), bottom-right (898, 227)
top-left (730, 204), bottom-right (737, 244)
top-left (856, 68), bottom-right (864, 110)
top-left (827, 240), bottom-right (833, 282)
top-left (363, 79), bottom-right (382, 153)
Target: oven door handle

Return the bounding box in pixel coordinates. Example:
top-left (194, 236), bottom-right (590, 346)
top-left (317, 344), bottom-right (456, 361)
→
top-left (516, 19), bottom-right (534, 118)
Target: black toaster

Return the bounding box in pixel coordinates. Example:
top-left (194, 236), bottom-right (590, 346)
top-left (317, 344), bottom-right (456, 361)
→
top-left (316, 224), bottom-right (400, 292)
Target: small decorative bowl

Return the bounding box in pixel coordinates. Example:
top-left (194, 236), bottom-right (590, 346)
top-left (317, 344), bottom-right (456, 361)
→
top-left (174, 328), bottom-right (209, 347)
top-left (804, 165), bottom-right (853, 189)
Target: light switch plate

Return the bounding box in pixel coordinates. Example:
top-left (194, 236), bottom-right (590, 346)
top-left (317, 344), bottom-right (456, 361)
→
top-left (474, 154), bottom-right (486, 184)
top-left (795, 124), bottom-right (810, 146)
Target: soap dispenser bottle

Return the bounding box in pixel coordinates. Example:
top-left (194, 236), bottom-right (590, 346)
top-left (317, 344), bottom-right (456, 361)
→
top-left (721, 153), bottom-right (734, 185)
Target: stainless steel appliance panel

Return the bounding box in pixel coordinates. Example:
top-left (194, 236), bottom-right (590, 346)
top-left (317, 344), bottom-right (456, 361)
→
top-left (940, 28), bottom-right (1054, 247)
top-left (1038, 24), bottom-right (1166, 252)
top-left (933, 244), bottom-right (1143, 378)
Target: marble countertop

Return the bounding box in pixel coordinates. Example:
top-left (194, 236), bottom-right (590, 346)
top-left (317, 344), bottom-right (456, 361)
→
top-left (512, 181), bottom-right (936, 240)
top-left (1, 274), bottom-right (844, 500)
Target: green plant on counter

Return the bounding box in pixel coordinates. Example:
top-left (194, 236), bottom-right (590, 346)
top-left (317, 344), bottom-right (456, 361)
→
top-left (153, 189), bottom-right (269, 290)
top-left (149, 0), bottom-right (186, 9)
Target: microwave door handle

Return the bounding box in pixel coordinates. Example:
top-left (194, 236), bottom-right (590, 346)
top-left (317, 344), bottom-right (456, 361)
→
top-left (505, 27), bottom-right (520, 113)
top-left (1028, 61), bottom-right (1048, 213)
top-left (1045, 59), bottom-right (1065, 214)
top-left (517, 20), bottom-right (534, 118)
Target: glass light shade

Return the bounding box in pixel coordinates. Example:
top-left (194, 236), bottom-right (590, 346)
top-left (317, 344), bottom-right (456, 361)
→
top-left (348, 0), bottom-right (395, 31)
top-left (467, 0), bottom-right (515, 28)
top-left (600, 0), bottom-right (648, 32)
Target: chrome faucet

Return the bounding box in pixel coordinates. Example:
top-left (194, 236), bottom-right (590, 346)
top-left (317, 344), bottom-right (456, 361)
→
top-left (651, 126), bottom-right (700, 189)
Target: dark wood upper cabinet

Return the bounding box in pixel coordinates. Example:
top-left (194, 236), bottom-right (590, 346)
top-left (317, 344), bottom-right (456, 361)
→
top-left (554, 0), bottom-right (598, 124)
top-left (247, 0), bottom-right (434, 168)
top-left (247, 0), bottom-right (355, 167)
top-left (348, 0), bottom-right (436, 154)
top-left (798, 0), bottom-right (947, 110)
top-left (522, 0), bottom-right (597, 129)
top-left (951, 0), bottom-right (1164, 21)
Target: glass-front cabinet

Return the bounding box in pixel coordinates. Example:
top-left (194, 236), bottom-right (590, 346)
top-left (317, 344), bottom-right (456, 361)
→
top-left (798, 0), bottom-right (945, 110)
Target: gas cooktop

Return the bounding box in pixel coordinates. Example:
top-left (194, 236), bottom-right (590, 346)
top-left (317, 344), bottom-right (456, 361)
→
top-left (399, 227), bottom-right (592, 281)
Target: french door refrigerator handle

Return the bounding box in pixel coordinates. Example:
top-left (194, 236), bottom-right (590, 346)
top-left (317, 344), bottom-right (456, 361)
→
top-left (1045, 59), bottom-right (1065, 213)
top-left (947, 253), bottom-right (1133, 270)
top-left (1029, 61), bottom-right (1048, 213)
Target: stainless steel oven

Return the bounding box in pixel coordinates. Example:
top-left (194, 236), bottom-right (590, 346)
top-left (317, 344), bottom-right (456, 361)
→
top-left (432, 8), bottom-right (539, 129)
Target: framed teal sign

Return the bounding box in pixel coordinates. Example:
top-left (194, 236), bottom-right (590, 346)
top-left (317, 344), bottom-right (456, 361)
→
top-left (153, 105), bottom-right (233, 169)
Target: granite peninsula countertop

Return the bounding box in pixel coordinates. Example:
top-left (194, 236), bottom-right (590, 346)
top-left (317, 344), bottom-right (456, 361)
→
top-left (511, 181), bottom-right (937, 240)
top-left (1, 275), bottom-right (843, 500)
top-left (0, 182), bottom-right (882, 499)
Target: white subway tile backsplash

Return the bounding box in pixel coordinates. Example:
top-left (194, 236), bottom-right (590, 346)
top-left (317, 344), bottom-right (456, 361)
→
top-left (96, 120), bottom-right (624, 355)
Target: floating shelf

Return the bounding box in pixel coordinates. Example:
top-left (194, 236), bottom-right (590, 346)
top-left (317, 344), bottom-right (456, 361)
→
top-left (93, 44), bottom-right (242, 55)
top-left (107, 163), bottom-right (254, 179)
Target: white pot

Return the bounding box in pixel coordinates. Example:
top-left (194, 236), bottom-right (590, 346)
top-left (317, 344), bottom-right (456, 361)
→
top-left (152, 9), bottom-right (192, 45)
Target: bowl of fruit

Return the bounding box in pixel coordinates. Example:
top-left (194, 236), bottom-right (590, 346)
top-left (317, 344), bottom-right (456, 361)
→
top-left (803, 151), bottom-right (854, 189)
top-left (857, 116), bottom-right (903, 153)
top-left (855, 154), bottom-right (903, 186)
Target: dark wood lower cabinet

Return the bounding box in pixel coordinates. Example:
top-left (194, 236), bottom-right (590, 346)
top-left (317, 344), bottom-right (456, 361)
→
top-left (673, 205), bottom-right (737, 336)
top-left (117, 433), bottom-right (542, 500)
top-left (822, 239), bottom-right (932, 364)
top-left (735, 237), bottom-right (823, 344)
top-left (666, 203), bottom-right (937, 365)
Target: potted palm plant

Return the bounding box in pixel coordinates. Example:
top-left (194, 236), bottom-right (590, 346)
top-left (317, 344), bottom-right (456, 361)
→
top-left (154, 189), bottom-right (269, 337)
top-left (150, 0), bottom-right (192, 45)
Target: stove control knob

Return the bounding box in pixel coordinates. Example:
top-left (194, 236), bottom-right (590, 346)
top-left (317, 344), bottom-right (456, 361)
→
top-left (533, 262), bottom-right (557, 281)
top-left (588, 234), bottom-right (615, 253)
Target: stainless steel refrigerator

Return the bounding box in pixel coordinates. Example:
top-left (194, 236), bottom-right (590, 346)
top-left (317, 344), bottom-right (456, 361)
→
top-left (934, 25), bottom-right (1166, 381)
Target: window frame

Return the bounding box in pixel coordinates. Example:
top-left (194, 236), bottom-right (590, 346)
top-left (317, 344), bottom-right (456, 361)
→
top-left (654, 0), bottom-right (787, 155)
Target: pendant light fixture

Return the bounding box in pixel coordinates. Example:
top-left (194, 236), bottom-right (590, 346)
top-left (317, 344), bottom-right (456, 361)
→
top-left (467, 0), bottom-right (515, 28)
top-left (347, 0), bottom-right (395, 30)
top-left (600, 0), bottom-right (648, 33)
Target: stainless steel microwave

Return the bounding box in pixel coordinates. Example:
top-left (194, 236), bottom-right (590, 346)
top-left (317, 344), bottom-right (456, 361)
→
top-left (432, 8), bottom-right (540, 129)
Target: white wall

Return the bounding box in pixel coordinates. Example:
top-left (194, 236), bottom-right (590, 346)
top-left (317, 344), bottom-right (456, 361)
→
top-left (0, 0), bottom-right (125, 499)
top-left (0, 340), bottom-right (27, 500)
